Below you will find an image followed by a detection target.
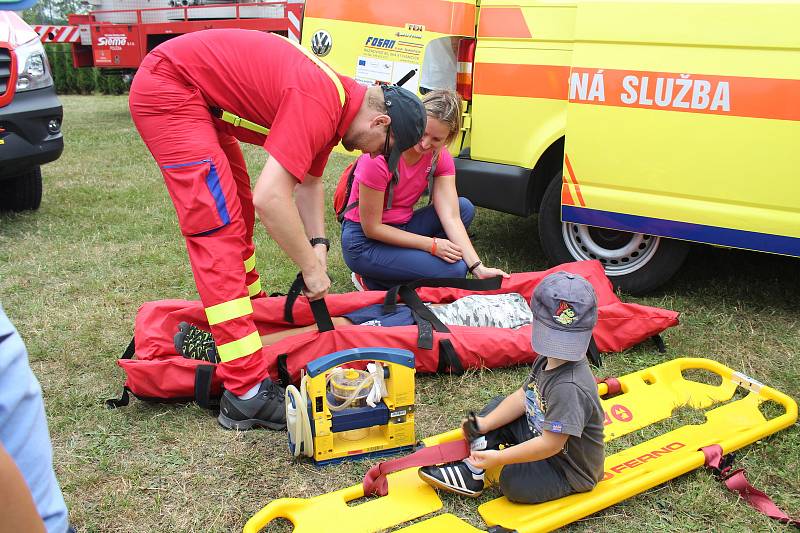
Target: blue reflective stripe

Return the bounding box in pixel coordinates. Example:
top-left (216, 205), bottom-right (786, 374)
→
top-left (206, 162), bottom-right (231, 226)
top-left (563, 206), bottom-right (800, 257)
top-left (161, 159), bottom-right (211, 169)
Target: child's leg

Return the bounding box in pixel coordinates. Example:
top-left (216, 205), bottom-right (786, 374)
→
top-left (477, 396), bottom-right (533, 451)
top-left (497, 458), bottom-right (574, 504)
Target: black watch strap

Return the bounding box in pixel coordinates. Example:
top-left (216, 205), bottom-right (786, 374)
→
top-left (309, 237), bottom-right (330, 251)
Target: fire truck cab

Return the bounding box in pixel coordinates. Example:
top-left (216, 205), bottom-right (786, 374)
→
top-left (301, 0), bottom-right (800, 293)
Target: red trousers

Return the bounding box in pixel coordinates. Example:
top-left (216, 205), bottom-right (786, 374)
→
top-left (129, 52), bottom-right (267, 395)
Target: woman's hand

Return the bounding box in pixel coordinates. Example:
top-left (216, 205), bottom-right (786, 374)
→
top-left (473, 264), bottom-right (510, 279)
top-left (432, 238), bottom-right (463, 263)
top-left (468, 449), bottom-right (503, 471)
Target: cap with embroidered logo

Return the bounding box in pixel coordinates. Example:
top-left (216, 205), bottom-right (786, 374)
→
top-left (530, 271), bottom-right (598, 362)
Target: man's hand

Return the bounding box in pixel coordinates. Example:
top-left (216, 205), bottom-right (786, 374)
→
top-left (302, 264), bottom-right (330, 301)
top-left (468, 449), bottom-right (503, 471)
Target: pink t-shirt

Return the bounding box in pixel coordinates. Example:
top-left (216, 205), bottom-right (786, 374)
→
top-left (344, 149), bottom-right (456, 225)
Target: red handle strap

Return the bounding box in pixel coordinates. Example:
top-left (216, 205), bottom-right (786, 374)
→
top-left (702, 445), bottom-right (799, 528)
top-left (363, 439), bottom-right (470, 497)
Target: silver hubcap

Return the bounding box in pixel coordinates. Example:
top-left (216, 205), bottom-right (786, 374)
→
top-left (561, 222), bottom-right (660, 276)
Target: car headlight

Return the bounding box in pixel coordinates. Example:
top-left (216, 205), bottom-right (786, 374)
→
top-left (15, 37), bottom-right (54, 92)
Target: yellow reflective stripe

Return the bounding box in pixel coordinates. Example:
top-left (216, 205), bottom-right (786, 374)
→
top-left (244, 253), bottom-right (257, 273)
top-left (247, 278), bottom-right (262, 298)
top-left (280, 36), bottom-right (346, 107)
top-left (219, 109), bottom-right (270, 136)
top-left (205, 297), bottom-right (253, 326)
top-left (217, 331), bottom-right (262, 363)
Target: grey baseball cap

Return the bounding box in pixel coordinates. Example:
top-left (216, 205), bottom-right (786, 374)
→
top-left (530, 271), bottom-right (598, 361)
top-left (381, 84), bottom-right (426, 177)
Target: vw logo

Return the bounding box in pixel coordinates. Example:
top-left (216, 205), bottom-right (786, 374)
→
top-left (310, 30), bottom-right (332, 57)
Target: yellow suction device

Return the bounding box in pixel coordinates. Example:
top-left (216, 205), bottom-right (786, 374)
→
top-left (284, 347), bottom-right (416, 465)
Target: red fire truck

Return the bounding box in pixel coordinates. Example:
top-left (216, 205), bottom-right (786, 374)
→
top-left (33, 0), bottom-right (303, 70)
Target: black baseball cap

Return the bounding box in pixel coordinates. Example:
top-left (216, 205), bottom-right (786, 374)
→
top-left (380, 85), bottom-right (426, 176)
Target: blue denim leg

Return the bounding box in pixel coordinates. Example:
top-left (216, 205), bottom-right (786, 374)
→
top-left (404, 197), bottom-right (475, 238)
top-left (341, 220), bottom-right (468, 290)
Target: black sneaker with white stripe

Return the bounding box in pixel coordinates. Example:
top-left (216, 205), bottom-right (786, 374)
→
top-left (418, 461), bottom-right (485, 497)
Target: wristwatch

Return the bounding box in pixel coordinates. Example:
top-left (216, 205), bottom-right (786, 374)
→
top-left (309, 237), bottom-right (330, 251)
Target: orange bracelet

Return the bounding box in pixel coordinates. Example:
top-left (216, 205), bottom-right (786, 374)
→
top-left (430, 237), bottom-right (438, 255)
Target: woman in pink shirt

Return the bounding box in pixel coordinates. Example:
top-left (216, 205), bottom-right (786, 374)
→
top-left (341, 90), bottom-right (509, 290)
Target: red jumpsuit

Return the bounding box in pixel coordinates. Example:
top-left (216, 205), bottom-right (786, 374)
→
top-left (129, 30), bottom-right (366, 394)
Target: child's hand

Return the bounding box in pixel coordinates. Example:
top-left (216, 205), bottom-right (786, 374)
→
top-left (468, 449), bottom-right (502, 470)
top-left (461, 412), bottom-right (483, 442)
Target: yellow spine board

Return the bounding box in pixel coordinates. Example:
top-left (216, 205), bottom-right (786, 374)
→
top-left (244, 358), bottom-right (797, 533)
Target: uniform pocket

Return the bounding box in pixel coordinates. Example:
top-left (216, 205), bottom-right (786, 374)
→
top-left (162, 159), bottom-right (230, 236)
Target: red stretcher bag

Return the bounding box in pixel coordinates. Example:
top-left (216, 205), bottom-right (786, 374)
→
top-left (107, 261), bottom-right (680, 409)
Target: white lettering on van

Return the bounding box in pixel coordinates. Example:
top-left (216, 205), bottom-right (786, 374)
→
top-left (673, 76), bottom-right (692, 109)
top-left (654, 78), bottom-right (674, 107)
top-left (570, 72), bottom-right (605, 102)
top-left (618, 73), bottom-right (731, 113)
top-left (638, 77), bottom-right (654, 105)
top-left (588, 71), bottom-right (606, 102)
top-left (621, 75), bottom-right (638, 104)
top-left (691, 79), bottom-right (711, 109)
top-left (570, 72), bottom-right (589, 101)
top-left (710, 82), bottom-right (731, 111)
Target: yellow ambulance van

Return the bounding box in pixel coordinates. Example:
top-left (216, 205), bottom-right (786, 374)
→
top-left (302, 0), bottom-right (800, 293)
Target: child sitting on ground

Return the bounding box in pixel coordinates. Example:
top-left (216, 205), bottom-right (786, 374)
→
top-left (174, 292), bottom-right (533, 363)
top-left (418, 271), bottom-right (605, 503)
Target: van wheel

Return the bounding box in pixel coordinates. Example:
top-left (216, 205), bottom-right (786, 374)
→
top-left (0, 167), bottom-right (43, 212)
top-left (538, 175), bottom-right (689, 294)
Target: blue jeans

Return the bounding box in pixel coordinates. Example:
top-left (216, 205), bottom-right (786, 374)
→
top-left (341, 197), bottom-right (476, 290)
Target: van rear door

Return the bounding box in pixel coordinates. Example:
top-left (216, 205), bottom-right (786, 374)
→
top-left (301, 0), bottom-right (477, 150)
top-left (562, 2), bottom-right (800, 257)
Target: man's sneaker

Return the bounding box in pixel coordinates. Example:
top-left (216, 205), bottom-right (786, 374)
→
top-left (218, 378), bottom-right (287, 431)
top-left (351, 272), bottom-right (367, 291)
top-left (174, 322), bottom-right (220, 364)
top-left (418, 461), bottom-right (485, 497)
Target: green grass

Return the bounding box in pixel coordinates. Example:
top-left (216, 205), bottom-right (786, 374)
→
top-left (1, 94), bottom-right (798, 532)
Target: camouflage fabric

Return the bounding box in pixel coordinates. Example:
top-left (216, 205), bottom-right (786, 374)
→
top-left (426, 293), bottom-right (532, 329)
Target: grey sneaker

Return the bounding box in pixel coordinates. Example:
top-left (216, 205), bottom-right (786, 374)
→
top-left (218, 378), bottom-right (287, 431)
top-left (418, 461), bottom-right (485, 497)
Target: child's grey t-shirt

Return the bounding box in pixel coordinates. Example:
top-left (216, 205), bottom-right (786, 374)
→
top-left (523, 356), bottom-right (605, 492)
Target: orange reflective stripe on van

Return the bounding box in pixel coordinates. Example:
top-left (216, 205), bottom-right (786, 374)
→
top-left (305, 0), bottom-right (476, 36)
top-left (473, 63), bottom-right (800, 122)
top-left (477, 7), bottom-right (532, 39)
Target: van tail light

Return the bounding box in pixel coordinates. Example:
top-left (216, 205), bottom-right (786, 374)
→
top-left (456, 38), bottom-right (476, 101)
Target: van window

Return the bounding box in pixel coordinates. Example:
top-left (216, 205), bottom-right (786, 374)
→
top-left (420, 37), bottom-right (458, 94)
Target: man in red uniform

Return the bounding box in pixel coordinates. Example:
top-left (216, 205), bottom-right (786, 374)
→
top-left (129, 29), bottom-right (426, 430)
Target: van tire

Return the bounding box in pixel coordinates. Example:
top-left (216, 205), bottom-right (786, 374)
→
top-left (538, 174), bottom-right (689, 295)
top-left (0, 167), bottom-right (43, 212)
